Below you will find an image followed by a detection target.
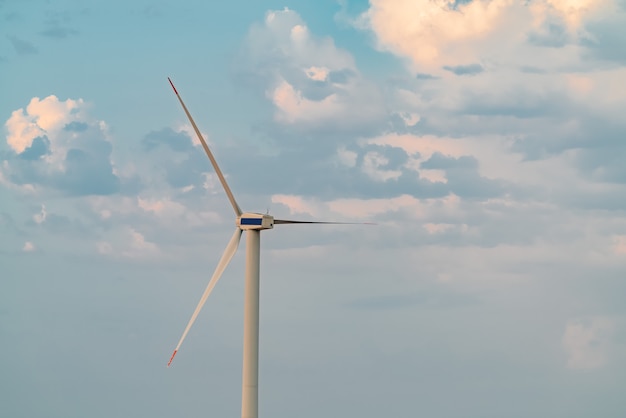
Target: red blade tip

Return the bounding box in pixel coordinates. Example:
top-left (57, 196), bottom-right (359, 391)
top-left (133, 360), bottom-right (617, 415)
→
top-left (167, 77), bottom-right (178, 95)
top-left (167, 349), bottom-right (178, 367)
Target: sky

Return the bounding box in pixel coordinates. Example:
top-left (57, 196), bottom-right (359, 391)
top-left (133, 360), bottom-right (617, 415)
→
top-left (1, 0), bottom-right (626, 417)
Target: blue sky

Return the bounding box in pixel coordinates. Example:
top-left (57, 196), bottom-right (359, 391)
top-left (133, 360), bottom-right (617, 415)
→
top-left (2, 0), bottom-right (626, 417)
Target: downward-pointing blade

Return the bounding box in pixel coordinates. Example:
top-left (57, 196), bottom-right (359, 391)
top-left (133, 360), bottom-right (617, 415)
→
top-left (168, 228), bottom-right (242, 367)
top-left (168, 77), bottom-right (242, 217)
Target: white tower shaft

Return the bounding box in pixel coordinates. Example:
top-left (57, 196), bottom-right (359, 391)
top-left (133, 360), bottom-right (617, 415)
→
top-left (242, 230), bottom-right (260, 418)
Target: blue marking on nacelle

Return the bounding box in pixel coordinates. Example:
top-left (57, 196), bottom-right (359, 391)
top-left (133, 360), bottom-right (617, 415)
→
top-left (240, 218), bottom-right (263, 225)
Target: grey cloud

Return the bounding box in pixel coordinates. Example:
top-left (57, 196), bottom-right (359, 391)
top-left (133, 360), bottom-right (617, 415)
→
top-left (7, 35), bottom-right (37, 55)
top-left (359, 143), bottom-right (409, 169)
top-left (327, 68), bottom-right (356, 84)
top-left (298, 78), bottom-right (340, 101)
top-left (205, 138), bottom-right (503, 202)
top-left (582, 18), bottom-right (626, 64)
top-left (460, 89), bottom-right (571, 119)
top-left (416, 72), bottom-right (438, 80)
top-left (39, 27), bottom-right (78, 39)
top-left (142, 128), bottom-right (194, 153)
top-left (420, 153), bottom-right (504, 199)
top-left (449, 0), bottom-right (474, 9)
top-left (510, 114), bottom-right (626, 185)
top-left (4, 125), bottom-right (122, 196)
top-left (422, 153), bottom-right (478, 170)
top-left (292, 69), bottom-right (358, 102)
top-left (64, 121), bottom-right (88, 132)
top-left (444, 169), bottom-right (503, 199)
top-left (443, 63), bottom-right (484, 76)
top-left (527, 23), bottom-right (570, 48)
top-left (141, 128), bottom-right (210, 189)
top-left (18, 136), bottom-right (50, 161)
top-left (61, 147), bottom-right (120, 195)
top-left (205, 142), bottom-right (444, 201)
top-left (163, 155), bottom-right (209, 189)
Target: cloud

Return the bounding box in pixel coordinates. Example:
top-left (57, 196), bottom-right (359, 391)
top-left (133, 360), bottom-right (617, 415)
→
top-left (582, 15), bottom-right (626, 64)
top-left (96, 228), bottom-right (160, 259)
top-left (7, 35), bottom-right (37, 55)
top-left (2, 95), bottom-right (121, 195)
top-left (443, 63), bottom-right (484, 76)
top-left (39, 27), bottom-right (78, 39)
top-left (360, 0), bottom-right (515, 71)
top-left (359, 0), bottom-right (619, 73)
top-left (33, 204), bottom-right (46, 224)
top-left (142, 128), bottom-right (194, 153)
top-left (5, 95), bottom-right (85, 154)
top-left (237, 8), bottom-right (385, 132)
top-left (356, 133), bottom-right (505, 197)
top-left (271, 193), bottom-right (461, 222)
top-left (562, 316), bottom-right (615, 369)
top-left (269, 79), bottom-right (344, 124)
top-left (138, 127), bottom-right (216, 190)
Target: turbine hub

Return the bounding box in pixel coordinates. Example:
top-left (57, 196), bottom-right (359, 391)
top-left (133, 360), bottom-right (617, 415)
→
top-left (237, 213), bottom-right (274, 230)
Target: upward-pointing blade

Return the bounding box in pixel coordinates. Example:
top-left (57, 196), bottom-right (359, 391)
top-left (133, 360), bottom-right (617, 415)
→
top-left (168, 77), bottom-right (242, 217)
top-left (168, 228), bottom-right (243, 367)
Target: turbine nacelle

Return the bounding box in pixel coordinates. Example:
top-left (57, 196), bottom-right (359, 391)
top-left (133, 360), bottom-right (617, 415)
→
top-left (237, 213), bottom-right (275, 230)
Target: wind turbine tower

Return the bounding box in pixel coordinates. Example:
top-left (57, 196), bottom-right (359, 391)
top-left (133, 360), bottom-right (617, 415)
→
top-left (166, 78), bottom-right (361, 418)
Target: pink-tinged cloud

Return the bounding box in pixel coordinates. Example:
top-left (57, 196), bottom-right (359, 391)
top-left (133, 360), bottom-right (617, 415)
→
top-left (361, 0), bottom-right (614, 72)
top-left (423, 223), bottom-right (457, 234)
top-left (138, 197), bottom-right (220, 227)
top-left (272, 194), bottom-right (321, 217)
top-left (362, 0), bottom-right (514, 71)
top-left (269, 79), bottom-right (342, 124)
top-left (612, 235), bottom-right (626, 255)
top-left (562, 316), bottom-right (614, 369)
top-left (5, 95), bottom-right (85, 154)
top-left (97, 228), bottom-right (160, 259)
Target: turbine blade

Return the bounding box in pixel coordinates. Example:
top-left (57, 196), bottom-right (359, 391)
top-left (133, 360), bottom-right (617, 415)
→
top-left (168, 228), bottom-right (243, 367)
top-left (274, 219), bottom-right (376, 225)
top-left (168, 77), bottom-right (242, 217)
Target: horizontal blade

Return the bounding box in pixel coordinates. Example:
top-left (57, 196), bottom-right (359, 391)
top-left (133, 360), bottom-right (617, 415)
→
top-left (274, 219), bottom-right (376, 225)
top-left (168, 77), bottom-right (242, 217)
top-left (168, 228), bottom-right (242, 367)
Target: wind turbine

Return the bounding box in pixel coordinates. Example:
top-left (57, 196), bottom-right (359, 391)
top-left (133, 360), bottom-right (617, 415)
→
top-left (166, 78), bottom-right (361, 418)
